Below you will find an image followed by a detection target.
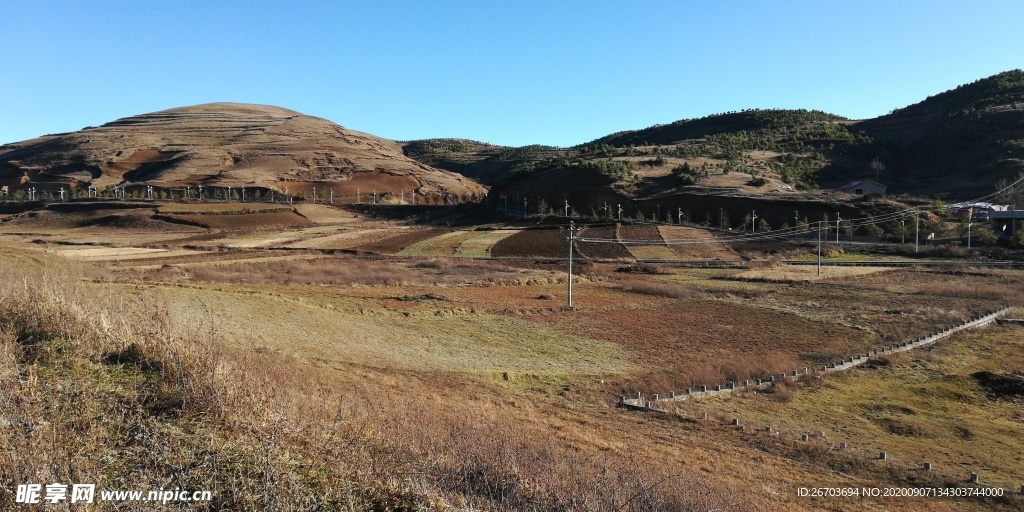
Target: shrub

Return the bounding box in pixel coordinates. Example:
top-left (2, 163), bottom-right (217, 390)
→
top-left (577, 159), bottom-right (638, 182)
top-left (1013, 229), bottom-right (1024, 248)
top-left (671, 163), bottom-right (700, 185)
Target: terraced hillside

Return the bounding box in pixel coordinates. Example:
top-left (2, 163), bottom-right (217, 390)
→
top-left (0, 103), bottom-right (487, 201)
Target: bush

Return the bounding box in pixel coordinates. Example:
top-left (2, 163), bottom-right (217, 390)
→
top-left (973, 227), bottom-right (998, 246)
top-left (1013, 229), bottom-right (1024, 248)
top-left (577, 160), bottom-right (638, 182)
top-left (641, 156), bottom-right (668, 167)
top-left (671, 163), bottom-right (700, 185)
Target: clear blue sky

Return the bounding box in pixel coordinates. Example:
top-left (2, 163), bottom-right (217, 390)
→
top-left (2, 0), bottom-right (1022, 147)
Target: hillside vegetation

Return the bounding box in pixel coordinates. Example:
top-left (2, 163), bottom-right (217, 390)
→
top-left (405, 70), bottom-right (1024, 202)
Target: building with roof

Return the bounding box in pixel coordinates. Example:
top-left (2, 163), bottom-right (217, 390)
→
top-left (837, 180), bottom-right (886, 197)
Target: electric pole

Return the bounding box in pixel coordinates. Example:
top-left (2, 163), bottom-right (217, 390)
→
top-left (966, 207), bottom-right (974, 247)
top-left (566, 221), bottom-right (579, 309)
top-left (915, 209), bottom-right (920, 253)
top-left (817, 221), bottom-right (822, 276)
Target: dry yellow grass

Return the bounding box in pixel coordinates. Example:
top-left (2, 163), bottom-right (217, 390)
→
top-left (456, 229), bottom-right (521, 257)
top-left (699, 325), bottom-right (1024, 492)
top-left (398, 230), bottom-right (477, 256)
top-left (283, 227), bottom-right (395, 249)
top-left (626, 243), bottom-right (678, 260)
top-left (733, 264), bottom-right (894, 282)
top-left (131, 280), bottom-right (627, 376)
top-left (291, 203), bottom-right (363, 224)
top-left (2, 218), bottom-right (1022, 511)
top-left (0, 248), bottom-right (764, 510)
top-left (47, 246), bottom-right (204, 262)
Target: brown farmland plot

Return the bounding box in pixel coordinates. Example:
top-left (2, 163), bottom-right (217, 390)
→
top-left (576, 225), bottom-right (631, 260)
top-left (659, 225), bottom-right (737, 259)
top-left (357, 228), bottom-right (452, 254)
top-left (490, 228), bottom-right (567, 258)
top-left (158, 211), bottom-right (311, 229)
top-left (617, 224), bottom-right (677, 260)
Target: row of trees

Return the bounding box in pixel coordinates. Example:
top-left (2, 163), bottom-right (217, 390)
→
top-left (0, 186), bottom-right (482, 205)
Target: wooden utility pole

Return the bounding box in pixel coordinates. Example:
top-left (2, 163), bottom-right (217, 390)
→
top-left (915, 209), bottom-right (920, 253)
top-left (567, 221), bottom-right (579, 309)
top-left (817, 221), bottom-right (822, 276)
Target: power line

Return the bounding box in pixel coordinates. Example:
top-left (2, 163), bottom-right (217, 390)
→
top-left (568, 174), bottom-right (1024, 247)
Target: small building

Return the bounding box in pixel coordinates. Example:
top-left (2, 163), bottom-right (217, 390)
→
top-left (837, 180), bottom-right (886, 197)
top-left (988, 205), bottom-right (1024, 235)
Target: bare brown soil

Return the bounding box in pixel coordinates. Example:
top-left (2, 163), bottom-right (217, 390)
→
top-left (659, 225), bottom-right (737, 259)
top-left (356, 227), bottom-right (451, 254)
top-left (490, 228), bottom-right (567, 258)
top-left (159, 211), bottom-right (311, 229)
top-left (531, 295), bottom-right (871, 391)
top-left (576, 225), bottom-right (631, 259)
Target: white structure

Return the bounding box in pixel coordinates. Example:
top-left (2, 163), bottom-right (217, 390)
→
top-left (837, 180), bottom-right (886, 196)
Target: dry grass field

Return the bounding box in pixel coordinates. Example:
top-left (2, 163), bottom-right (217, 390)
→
top-left (1, 204), bottom-right (1022, 511)
top-left (700, 322), bottom-right (1024, 495)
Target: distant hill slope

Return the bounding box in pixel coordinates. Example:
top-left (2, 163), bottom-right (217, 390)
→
top-left (587, 109), bottom-right (849, 148)
top-left (405, 71), bottom-right (1024, 201)
top-left (0, 103), bottom-right (486, 201)
top-left (852, 70), bottom-right (1024, 197)
top-left (402, 139), bottom-right (566, 187)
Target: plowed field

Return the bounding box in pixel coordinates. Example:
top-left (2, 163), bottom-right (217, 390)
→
top-left (576, 225), bottom-right (631, 260)
top-left (490, 228), bottom-right (566, 258)
top-left (659, 225), bottom-right (736, 259)
top-left (357, 228), bottom-right (451, 254)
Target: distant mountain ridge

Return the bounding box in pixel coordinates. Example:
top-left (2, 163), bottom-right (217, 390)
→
top-left (2, 71), bottom-right (1021, 205)
top-left (404, 70), bottom-right (1024, 199)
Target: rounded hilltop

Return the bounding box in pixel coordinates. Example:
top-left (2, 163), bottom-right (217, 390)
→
top-left (0, 102), bottom-right (487, 202)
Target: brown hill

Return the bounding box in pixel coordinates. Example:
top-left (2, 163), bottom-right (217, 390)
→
top-left (0, 103), bottom-right (486, 202)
